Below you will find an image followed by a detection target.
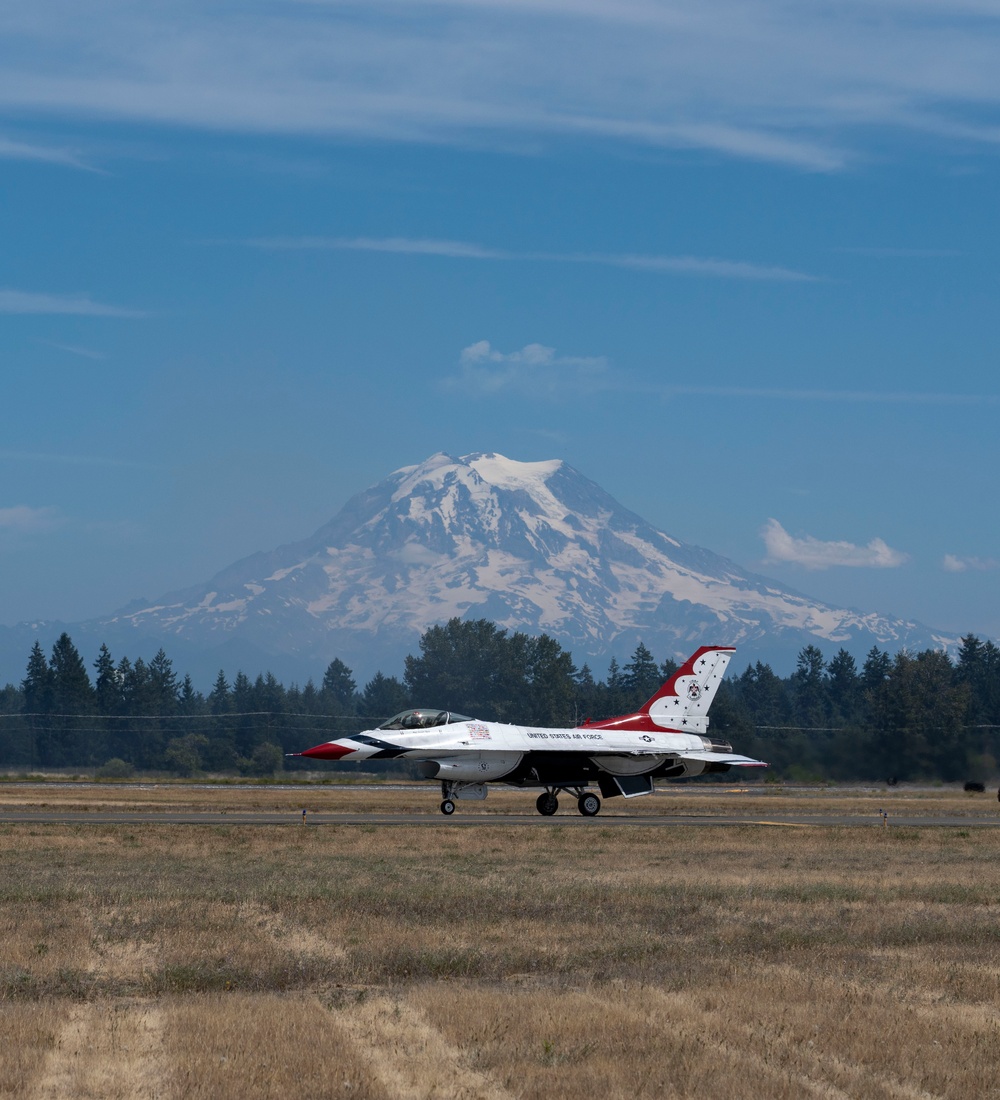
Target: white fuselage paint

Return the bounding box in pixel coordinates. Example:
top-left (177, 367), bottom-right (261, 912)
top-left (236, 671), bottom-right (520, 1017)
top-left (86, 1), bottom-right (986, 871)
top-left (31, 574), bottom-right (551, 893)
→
top-left (339, 720), bottom-right (713, 779)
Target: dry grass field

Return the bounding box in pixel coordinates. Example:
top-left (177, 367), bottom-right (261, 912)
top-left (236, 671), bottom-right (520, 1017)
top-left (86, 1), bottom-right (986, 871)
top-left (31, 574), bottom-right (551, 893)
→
top-left (2, 785), bottom-right (1000, 1098)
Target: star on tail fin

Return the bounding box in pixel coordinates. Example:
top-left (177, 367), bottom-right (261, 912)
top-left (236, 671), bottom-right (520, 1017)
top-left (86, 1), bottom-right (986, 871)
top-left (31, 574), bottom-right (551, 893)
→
top-left (646, 646), bottom-right (735, 725)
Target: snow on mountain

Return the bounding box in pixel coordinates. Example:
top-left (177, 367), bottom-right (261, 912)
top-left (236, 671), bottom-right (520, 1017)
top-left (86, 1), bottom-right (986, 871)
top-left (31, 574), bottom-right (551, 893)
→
top-left (76, 450), bottom-right (957, 681)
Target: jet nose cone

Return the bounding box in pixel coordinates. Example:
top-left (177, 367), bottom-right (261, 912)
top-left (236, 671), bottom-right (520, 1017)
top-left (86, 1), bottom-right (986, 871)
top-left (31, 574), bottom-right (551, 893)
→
top-left (300, 741), bottom-right (356, 760)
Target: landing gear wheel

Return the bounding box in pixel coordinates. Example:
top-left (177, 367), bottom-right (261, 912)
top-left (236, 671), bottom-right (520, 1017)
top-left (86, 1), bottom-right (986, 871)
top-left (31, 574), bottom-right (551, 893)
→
top-left (440, 799), bottom-right (456, 815)
top-left (578, 793), bottom-right (601, 817)
top-left (536, 792), bottom-right (559, 816)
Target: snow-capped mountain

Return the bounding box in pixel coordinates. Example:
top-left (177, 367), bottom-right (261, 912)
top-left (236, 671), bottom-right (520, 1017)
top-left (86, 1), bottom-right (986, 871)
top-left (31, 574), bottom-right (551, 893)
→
top-left (65, 450), bottom-right (955, 682)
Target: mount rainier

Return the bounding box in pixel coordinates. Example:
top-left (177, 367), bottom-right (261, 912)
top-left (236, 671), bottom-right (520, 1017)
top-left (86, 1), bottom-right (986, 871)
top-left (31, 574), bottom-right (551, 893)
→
top-left (2, 452), bottom-right (957, 685)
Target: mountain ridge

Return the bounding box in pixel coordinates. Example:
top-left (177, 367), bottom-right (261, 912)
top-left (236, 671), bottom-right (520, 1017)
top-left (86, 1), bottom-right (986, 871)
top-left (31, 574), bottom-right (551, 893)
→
top-left (0, 451), bottom-right (960, 687)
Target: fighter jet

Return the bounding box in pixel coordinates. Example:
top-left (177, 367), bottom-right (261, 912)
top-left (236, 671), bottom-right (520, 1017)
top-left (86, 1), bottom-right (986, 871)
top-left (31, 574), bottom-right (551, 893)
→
top-left (296, 645), bottom-right (766, 815)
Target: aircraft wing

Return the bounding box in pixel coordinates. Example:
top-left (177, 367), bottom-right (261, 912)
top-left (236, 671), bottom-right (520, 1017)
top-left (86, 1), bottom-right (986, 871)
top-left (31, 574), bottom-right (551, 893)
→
top-left (674, 751), bottom-right (768, 767)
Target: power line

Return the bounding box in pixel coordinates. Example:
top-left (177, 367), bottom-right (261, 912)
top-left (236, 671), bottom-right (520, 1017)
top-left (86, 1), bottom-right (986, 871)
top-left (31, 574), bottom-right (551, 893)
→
top-left (754, 723), bottom-right (1000, 733)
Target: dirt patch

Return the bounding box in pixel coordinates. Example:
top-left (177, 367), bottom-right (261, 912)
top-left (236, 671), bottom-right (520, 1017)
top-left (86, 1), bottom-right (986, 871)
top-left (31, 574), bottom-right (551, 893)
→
top-left (238, 899), bottom-right (347, 963)
top-left (28, 999), bottom-right (166, 1100)
top-left (336, 995), bottom-right (516, 1100)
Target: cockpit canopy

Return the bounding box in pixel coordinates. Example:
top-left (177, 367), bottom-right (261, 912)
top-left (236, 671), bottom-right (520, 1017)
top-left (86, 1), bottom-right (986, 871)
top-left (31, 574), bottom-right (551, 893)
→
top-left (378, 708), bottom-right (473, 731)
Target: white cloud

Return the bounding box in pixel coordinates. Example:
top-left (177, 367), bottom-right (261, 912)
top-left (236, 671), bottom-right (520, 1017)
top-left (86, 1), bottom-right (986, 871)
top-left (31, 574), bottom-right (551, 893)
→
top-left (0, 449), bottom-right (158, 469)
top-left (834, 246), bottom-right (963, 258)
top-left (664, 385), bottom-right (999, 406)
top-left (0, 135), bottom-right (96, 171)
top-left (0, 505), bottom-right (61, 534)
top-left (761, 518), bottom-right (909, 570)
top-left (943, 553), bottom-right (1000, 573)
top-left (247, 236), bottom-right (816, 282)
top-left (450, 340), bottom-right (609, 396)
top-left (0, 290), bottom-right (145, 317)
top-left (39, 340), bottom-right (107, 360)
top-left (7, 1), bottom-right (1000, 168)
top-left (249, 236), bottom-right (511, 260)
top-left (594, 252), bottom-right (818, 282)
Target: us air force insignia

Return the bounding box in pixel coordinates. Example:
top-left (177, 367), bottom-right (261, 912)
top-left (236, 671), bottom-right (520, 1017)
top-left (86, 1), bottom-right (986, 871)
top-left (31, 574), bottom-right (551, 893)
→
top-left (687, 682), bottom-right (702, 701)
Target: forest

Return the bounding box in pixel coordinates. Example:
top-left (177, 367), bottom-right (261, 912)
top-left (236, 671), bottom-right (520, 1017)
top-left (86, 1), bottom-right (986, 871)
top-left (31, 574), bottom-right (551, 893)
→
top-left (1, 617), bottom-right (999, 783)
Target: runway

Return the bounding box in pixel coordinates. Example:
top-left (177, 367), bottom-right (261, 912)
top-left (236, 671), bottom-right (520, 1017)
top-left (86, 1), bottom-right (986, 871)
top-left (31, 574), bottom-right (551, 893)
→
top-left (2, 809), bottom-right (998, 827)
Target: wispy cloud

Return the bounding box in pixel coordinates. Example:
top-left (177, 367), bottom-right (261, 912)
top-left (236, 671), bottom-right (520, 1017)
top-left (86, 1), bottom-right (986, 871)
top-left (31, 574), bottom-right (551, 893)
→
top-left (0, 135), bottom-right (97, 172)
top-left (6, 2), bottom-right (1000, 168)
top-left (246, 235), bottom-right (816, 282)
top-left (39, 340), bottom-right (107, 360)
top-left (942, 553), bottom-right (1000, 573)
top-left (0, 449), bottom-right (159, 470)
top-left (448, 340), bottom-right (609, 397)
top-left (598, 252), bottom-right (816, 282)
top-left (539, 113), bottom-right (847, 172)
top-left (662, 385), bottom-right (999, 406)
top-left (0, 505), bottom-right (61, 535)
top-left (251, 236), bottom-right (511, 260)
top-left (761, 518), bottom-right (909, 570)
top-left (834, 246), bottom-right (963, 258)
top-left (0, 290), bottom-right (145, 317)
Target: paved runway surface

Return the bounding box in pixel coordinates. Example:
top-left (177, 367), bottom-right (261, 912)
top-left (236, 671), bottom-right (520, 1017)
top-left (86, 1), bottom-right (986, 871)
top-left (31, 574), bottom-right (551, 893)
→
top-left (2, 810), bottom-right (999, 827)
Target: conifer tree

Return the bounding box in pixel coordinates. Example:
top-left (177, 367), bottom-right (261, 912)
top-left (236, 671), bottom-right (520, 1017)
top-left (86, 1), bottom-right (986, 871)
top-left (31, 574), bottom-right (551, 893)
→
top-left (826, 649), bottom-right (860, 725)
top-left (524, 634), bottom-right (575, 726)
top-left (573, 663), bottom-right (599, 725)
top-left (404, 619), bottom-right (512, 717)
top-left (209, 670), bottom-right (231, 715)
top-left (622, 642), bottom-right (661, 709)
top-left (361, 672), bottom-right (409, 721)
top-left (861, 647), bottom-right (891, 694)
top-left (49, 633), bottom-right (94, 713)
top-left (94, 644), bottom-right (122, 715)
top-left (659, 658), bottom-right (679, 680)
top-left (121, 657), bottom-right (155, 714)
top-left (47, 633), bottom-right (96, 766)
top-left (254, 672), bottom-right (284, 714)
top-left (791, 645), bottom-right (827, 729)
top-left (205, 671), bottom-right (238, 769)
top-left (148, 649), bottom-right (179, 714)
top-left (599, 656), bottom-right (625, 719)
top-left (300, 679), bottom-right (320, 718)
top-left (861, 646), bottom-right (892, 762)
top-left (21, 641), bottom-right (53, 715)
top-left (179, 675), bottom-right (200, 714)
top-left (21, 641), bottom-right (53, 768)
top-left (321, 659), bottom-right (358, 713)
top-left (232, 671), bottom-right (253, 711)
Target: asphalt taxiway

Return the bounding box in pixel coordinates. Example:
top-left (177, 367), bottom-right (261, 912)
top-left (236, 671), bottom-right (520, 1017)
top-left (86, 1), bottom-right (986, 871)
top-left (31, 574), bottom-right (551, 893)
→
top-left (1, 810), bottom-right (998, 827)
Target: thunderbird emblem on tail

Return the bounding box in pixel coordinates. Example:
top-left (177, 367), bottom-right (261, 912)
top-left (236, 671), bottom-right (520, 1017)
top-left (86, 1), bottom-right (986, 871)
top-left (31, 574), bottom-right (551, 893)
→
top-left (294, 645), bottom-right (767, 816)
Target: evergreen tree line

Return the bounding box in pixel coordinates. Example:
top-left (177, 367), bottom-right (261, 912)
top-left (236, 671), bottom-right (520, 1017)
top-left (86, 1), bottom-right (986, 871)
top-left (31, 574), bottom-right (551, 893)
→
top-left (2, 620), bottom-right (999, 782)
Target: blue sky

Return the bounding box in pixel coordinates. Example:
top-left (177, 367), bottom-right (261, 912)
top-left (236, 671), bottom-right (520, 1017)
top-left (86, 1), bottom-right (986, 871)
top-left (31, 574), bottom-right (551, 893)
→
top-left (3, 0), bottom-right (1000, 654)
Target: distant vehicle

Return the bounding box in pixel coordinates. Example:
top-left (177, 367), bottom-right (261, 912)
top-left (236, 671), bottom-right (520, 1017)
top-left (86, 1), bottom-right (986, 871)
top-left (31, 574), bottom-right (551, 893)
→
top-left (295, 645), bottom-right (767, 815)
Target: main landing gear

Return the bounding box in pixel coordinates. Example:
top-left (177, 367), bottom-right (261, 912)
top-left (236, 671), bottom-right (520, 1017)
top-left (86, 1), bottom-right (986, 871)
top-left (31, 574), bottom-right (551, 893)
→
top-left (535, 787), bottom-right (601, 817)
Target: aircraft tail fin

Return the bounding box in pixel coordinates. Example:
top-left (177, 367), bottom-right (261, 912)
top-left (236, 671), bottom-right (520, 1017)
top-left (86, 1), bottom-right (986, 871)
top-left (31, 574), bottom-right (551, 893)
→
top-left (645, 645), bottom-right (735, 722)
top-left (581, 645), bottom-right (735, 733)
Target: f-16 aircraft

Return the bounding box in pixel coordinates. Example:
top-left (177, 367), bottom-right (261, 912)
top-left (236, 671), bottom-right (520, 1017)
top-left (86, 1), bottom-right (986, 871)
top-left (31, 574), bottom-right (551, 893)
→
top-left (296, 645), bottom-right (766, 815)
